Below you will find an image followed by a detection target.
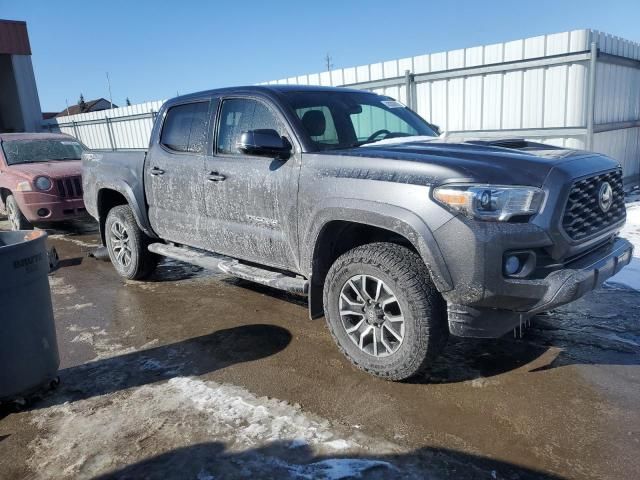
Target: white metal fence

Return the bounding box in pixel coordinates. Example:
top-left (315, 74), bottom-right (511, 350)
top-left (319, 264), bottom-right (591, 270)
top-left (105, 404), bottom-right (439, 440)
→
top-left (43, 29), bottom-right (640, 179)
top-left (44, 100), bottom-right (164, 150)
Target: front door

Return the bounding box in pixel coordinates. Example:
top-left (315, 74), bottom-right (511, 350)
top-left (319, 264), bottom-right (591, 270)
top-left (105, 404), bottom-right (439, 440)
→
top-left (145, 100), bottom-right (210, 247)
top-left (202, 96), bottom-right (300, 271)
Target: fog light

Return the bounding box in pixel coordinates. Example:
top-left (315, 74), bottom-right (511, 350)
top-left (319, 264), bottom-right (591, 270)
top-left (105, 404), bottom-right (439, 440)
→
top-left (37, 208), bottom-right (50, 217)
top-left (504, 255), bottom-right (521, 275)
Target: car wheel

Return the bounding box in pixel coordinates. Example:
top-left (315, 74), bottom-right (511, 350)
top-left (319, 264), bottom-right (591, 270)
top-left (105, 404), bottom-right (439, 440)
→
top-left (6, 195), bottom-right (33, 231)
top-left (323, 242), bottom-right (448, 381)
top-left (105, 205), bottom-right (158, 280)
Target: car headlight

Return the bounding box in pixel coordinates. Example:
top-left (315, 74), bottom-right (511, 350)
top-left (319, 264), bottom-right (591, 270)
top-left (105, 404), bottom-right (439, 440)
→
top-left (34, 176), bottom-right (52, 191)
top-left (16, 181), bottom-right (32, 192)
top-left (433, 184), bottom-right (545, 221)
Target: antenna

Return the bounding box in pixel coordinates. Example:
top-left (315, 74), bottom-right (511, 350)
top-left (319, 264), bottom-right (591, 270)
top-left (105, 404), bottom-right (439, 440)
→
top-left (325, 53), bottom-right (333, 71)
top-left (106, 72), bottom-right (113, 109)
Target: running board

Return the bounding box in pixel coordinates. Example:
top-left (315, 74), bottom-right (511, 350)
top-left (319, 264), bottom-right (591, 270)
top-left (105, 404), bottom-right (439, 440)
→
top-left (148, 243), bottom-right (308, 295)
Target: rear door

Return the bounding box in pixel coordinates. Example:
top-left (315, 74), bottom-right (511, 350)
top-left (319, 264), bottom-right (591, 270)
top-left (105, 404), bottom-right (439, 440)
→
top-left (201, 96), bottom-right (301, 271)
top-left (145, 100), bottom-right (211, 247)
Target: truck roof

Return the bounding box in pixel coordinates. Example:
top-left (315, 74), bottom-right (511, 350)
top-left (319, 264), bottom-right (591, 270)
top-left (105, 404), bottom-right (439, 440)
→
top-left (172, 84), bottom-right (375, 103)
top-left (0, 132), bottom-right (77, 142)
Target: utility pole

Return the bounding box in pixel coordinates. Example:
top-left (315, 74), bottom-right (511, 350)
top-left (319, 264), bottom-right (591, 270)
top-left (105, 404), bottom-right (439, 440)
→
top-left (106, 72), bottom-right (113, 109)
top-left (325, 53), bottom-right (333, 71)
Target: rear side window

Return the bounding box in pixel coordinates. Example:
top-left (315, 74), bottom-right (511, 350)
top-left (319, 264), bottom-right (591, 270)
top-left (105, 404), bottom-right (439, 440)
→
top-left (160, 102), bottom-right (209, 153)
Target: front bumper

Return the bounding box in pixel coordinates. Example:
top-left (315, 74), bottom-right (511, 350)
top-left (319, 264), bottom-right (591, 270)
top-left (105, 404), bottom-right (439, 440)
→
top-left (15, 192), bottom-right (88, 222)
top-left (446, 237), bottom-right (633, 337)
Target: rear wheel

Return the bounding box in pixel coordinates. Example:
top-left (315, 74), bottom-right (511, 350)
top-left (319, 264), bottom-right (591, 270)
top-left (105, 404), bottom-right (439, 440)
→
top-left (105, 205), bottom-right (158, 280)
top-left (323, 242), bottom-right (448, 381)
top-left (6, 195), bottom-right (33, 231)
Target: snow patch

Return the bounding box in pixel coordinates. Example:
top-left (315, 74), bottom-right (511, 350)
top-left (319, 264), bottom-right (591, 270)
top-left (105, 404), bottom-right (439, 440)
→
top-left (48, 234), bottom-right (99, 248)
top-left (285, 458), bottom-right (393, 479)
top-left (27, 375), bottom-right (400, 479)
top-left (65, 303), bottom-right (94, 311)
top-left (48, 275), bottom-right (76, 295)
top-left (607, 202), bottom-right (640, 291)
top-left (168, 377), bottom-right (364, 452)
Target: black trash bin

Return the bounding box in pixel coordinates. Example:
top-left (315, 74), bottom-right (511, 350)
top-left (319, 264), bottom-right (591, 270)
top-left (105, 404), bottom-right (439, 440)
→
top-left (0, 230), bottom-right (59, 403)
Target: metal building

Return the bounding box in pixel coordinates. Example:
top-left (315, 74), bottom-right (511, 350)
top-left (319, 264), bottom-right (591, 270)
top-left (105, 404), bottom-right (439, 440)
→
top-left (0, 19), bottom-right (42, 133)
top-left (44, 29), bottom-right (639, 181)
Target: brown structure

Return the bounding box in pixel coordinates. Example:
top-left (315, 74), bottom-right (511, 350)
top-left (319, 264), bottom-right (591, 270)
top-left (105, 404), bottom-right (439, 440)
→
top-left (0, 19), bottom-right (32, 55)
top-left (0, 19), bottom-right (42, 133)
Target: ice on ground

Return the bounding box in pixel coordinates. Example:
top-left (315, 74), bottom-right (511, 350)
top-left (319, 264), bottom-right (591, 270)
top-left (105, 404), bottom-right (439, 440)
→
top-left (48, 234), bottom-right (100, 248)
top-left (27, 375), bottom-right (401, 479)
top-left (607, 201), bottom-right (640, 291)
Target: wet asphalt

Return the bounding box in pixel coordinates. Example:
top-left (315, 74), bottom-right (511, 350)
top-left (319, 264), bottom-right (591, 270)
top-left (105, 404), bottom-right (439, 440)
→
top-left (0, 219), bottom-right (639, 479)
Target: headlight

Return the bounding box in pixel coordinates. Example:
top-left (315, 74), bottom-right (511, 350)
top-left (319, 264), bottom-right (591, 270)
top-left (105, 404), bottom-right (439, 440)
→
top-left (35, 176), bottom-right (52, 191)
top-left (16, 181), bottom-right (32, 192)
top-left (433, 184), bottom-right (545, 221)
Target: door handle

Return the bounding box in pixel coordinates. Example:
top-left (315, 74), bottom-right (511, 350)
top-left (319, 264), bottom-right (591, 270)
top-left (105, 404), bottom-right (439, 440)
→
top-left (207, 172), bottom-right (226, 182)
top-left (150, 167), bottom-right (165, 176)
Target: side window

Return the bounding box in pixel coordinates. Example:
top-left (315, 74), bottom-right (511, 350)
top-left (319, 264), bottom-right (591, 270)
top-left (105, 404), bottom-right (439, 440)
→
top-left (294, 106), bottom-right (339, 145)
top-left (160, 102), bottom-right (209, 153)
top-left (217, 98), bottom-right (285, 155)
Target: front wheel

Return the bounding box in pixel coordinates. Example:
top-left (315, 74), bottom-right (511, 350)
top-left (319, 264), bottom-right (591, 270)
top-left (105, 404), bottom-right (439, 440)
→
top-left (6, 195), bottom-right (33, 231)
top-left (105, 205), bottom-right (158, 280)
top-left (323, 243), bottom-right (448, 381)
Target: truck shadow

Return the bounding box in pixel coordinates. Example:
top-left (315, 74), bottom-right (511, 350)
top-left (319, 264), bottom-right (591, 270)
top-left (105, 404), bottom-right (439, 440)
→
top-left (219, 279), bottom-right (640, 384)
top-left (14, 324), bottom-right (291, 413)
top-left (93, 440), bottom-right (564, 480)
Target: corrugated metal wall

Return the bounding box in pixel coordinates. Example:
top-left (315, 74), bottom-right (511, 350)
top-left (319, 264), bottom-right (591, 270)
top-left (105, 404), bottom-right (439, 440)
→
top-left (270, 31), bottom-right (591, 134)
top-left (43, 29), bottom-right (640, 179)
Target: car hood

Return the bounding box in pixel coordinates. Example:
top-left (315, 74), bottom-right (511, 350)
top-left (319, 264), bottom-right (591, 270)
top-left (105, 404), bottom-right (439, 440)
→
top-left (328, 137), bottom-right (613, 186)
top-left (7, 160), bottom-right (82, 179)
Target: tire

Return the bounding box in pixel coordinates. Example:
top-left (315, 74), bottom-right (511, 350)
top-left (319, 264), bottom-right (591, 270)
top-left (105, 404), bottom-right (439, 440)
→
top-left (323, 242), bottom-right (448, 381)
top-left (6, 195), bottom-right (33, 231)
top-left (105, 205), bottom-right (158, 280)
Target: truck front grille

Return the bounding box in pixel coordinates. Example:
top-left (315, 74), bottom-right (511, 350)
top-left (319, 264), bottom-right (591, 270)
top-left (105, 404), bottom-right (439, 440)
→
top-left (56, 176), bottom-right (84, 198)
top-left (562, 168), bottom-right (625, 241)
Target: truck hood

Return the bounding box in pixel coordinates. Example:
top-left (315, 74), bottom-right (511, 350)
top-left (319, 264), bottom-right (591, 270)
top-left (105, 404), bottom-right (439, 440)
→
top-left (330, 138), bottom-right (612, 186)
top-left (7, 160), bottom-right (82, 180)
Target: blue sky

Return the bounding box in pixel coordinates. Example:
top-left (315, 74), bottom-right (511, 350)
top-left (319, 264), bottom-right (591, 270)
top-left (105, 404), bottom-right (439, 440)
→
top-left (2, 0), bottom-right (639, 112)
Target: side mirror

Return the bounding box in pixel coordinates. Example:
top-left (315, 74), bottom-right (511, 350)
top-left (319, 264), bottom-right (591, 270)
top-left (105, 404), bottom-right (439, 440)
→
top-left (237, 129), bottom-right (292, 159)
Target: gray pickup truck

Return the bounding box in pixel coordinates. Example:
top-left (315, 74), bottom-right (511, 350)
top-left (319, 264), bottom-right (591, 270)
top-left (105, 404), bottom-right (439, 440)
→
top-left (83, 85), bottom-right (633, 380)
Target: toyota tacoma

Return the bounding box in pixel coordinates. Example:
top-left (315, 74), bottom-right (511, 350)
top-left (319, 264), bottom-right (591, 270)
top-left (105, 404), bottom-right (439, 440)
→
top-left (82, 85), bottom-right (633, 380)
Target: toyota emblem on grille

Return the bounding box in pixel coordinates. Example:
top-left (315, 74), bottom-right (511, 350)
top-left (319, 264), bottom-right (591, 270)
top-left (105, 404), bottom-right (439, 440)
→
top-left (598, 182), bottom-right (613, 212)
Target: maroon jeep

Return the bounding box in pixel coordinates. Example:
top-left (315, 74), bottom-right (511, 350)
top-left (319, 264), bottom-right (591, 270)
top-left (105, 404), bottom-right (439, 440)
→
top-left (0, 133), bottom-right (88, 230)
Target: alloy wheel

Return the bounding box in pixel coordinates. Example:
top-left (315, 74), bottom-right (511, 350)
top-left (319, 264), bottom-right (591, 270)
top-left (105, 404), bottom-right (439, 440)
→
top-left (338, 274), bottom-right (405, 357)
top-left (7, 201), bottom-right (20, 231)
top-left (110, 220), bottom-right (133, 268)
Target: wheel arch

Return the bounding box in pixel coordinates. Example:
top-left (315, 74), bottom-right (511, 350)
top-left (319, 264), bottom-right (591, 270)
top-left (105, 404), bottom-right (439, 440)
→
top-left (304, 203), bottom-right (453, 319)
top-left (96, 184), bottom-right (154, 245)
top-left (0, 187), bottom-right (11, 207)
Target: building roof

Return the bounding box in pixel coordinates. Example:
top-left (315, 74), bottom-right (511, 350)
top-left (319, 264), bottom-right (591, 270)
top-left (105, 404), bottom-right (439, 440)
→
top-left (55, 98), bottom-right (117, 117)
top-left (0, 19), bottom-right (31, 55)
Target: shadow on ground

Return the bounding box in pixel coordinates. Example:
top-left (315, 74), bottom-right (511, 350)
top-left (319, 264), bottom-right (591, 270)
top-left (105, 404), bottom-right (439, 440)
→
top-left (211, 278), bottom-right (640, 385)
top-left (93, 440), bottom-right (563, 480)
top-left (18, 324), bottom-right (291, 412)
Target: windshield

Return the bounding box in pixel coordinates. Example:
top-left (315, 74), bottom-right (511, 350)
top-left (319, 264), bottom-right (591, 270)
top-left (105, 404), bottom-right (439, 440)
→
top-left (2, 139), bottom-right (84, 165)
top-left (283, 91), bottom-right (437, 151)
